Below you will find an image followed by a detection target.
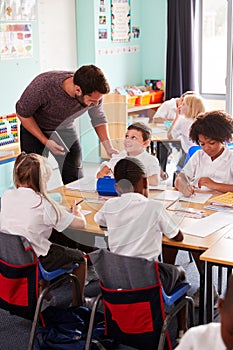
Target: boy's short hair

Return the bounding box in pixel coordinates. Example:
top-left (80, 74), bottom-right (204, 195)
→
top-left (114, 157), bottom-right (146, 192)
top-left (127, 122), bottom-right (152, 141)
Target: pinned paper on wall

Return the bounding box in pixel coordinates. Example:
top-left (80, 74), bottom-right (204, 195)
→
top-left (0, 23), bottom-right (33, 59)
top-left (98, 45), bottom-right (140, 55)
top-left (111, 0), bottom-right (131, 42)
top-left (0, 0), bottom-right (36, 21)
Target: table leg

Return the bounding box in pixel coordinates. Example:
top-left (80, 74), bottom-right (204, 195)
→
top-left (199, 260), bottom-right (206, 324)
top-left (206, 262), bottom-right (214, 323)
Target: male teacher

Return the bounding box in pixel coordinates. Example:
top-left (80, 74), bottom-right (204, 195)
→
top-left (16, 64), bottom-right (118, 184)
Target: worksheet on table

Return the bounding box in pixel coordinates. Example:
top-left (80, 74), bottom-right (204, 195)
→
top-left (153, 190), bottom-right (212, 204)
top-left (65, 177), bottom-right (97, 192)
top-left (179, 212), bottom-right (233, 237)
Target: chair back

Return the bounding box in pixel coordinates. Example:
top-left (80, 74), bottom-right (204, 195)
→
top-left (0, 231), bottom-right (39, 320)
top-left (89, 249), bottom-right (172, 350)
top-left (183, 145), bottom-right (202, 166)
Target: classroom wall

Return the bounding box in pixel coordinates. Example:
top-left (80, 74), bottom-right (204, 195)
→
top-left (0, 0), bottom-right (167, 162)
top-left (75, 0), bottom-right (167, 162)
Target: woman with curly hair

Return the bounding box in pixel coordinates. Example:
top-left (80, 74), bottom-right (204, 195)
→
top-left (174, 110), bottom-right (233, 197)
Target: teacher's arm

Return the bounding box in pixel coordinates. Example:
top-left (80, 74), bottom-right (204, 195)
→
top-left (94, 123), bottom-right (119, 157)
top-left (17, 114), bottom-right (65, 155)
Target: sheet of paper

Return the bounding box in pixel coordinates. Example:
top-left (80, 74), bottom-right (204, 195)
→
top-left (154, 190), bottom-right (212, 204)
top-left (65, 177), bottom-right (96, 192)
top-left (81, 210), bottom-right (92, 216)
top-left (149, 184), bottom-right (167, 191)
top-left (180, 212), bottom-right (233, 237)
top-left (151, 127), bottom-right (165, 134)
top-left (153, 190), bottom-right (182, 201)
top-left (180, 193), bottom-right (212, 204)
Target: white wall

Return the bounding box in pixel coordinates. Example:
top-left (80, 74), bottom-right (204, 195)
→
top-left (38, 0), bottom-right (77, 71)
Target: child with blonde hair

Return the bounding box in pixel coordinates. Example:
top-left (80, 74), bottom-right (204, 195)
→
top-left (167, 94), bottom-right (205, 168)
top-left (0, 152), bottom-right (87, 303)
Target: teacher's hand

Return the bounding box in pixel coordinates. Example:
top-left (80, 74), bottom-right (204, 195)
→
top-left (46, 139), bottom-right (65, 155)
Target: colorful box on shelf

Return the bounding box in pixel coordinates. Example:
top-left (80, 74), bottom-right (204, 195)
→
top-left (127, 96), bottom-right (137, 107)
top-left (150, 90), bottom-right (164, 103)
top-left (135, 93), bottom-right (151, 106)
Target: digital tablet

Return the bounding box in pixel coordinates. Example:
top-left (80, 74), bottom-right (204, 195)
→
top-left (45, 131), bottom-right (70, 153)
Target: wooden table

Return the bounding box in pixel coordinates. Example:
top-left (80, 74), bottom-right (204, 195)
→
top-left (200, 228), bottom-right (233, 322)
top-left (50, 185), bottom-right (230, 324)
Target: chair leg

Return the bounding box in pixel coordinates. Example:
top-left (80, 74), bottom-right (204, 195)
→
top-left (27, 273), bottom-right (81, 350)
top-left (85, 294), bottom-right (103, 350)
top-left (158, 296), bottom-right (195, 350)
top-left (217, 266), bottom-right (223, 295)
top-left (188, 252), bottom-right (193, 263)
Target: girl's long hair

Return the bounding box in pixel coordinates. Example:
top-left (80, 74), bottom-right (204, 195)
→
top-left (184, 95), bottom-right (205, 119)
top-left (14, 152), bottom-right (61, 223)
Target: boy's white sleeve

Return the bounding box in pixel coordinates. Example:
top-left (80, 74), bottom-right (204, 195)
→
top-left (94, 209), bottom-right (106, 227)
top-left (159, 208), bottom-right (179, 239)
top-left (147, 155), bottom-right (160, 176)
top-left (99, 160), bottom-right (110, 170)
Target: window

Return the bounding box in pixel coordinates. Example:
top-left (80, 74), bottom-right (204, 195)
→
top-left (200, 0), bottom-right (227, 96)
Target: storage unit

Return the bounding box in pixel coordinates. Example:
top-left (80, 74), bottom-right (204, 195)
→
top-left (101, 94), bottom-right (161, 158)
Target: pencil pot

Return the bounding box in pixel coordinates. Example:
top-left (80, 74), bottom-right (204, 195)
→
top-left (96, 176), bottom-right (118, 196)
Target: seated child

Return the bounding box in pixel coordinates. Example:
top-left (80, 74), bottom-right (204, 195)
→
top-left (175, 274), bottom-right (233, 350)
top-left (0, 152), bottom-right (87, 303)
top-left (167, 93), bottom-right (205, 169)
top-left (175, 110), bottom-right (233, 197)
top-left (96, 122), bottom-right (160, 186)
top-left (165, 110), bottom-right (233, 306)
top-left (95, 157), bottom-right (187, 335)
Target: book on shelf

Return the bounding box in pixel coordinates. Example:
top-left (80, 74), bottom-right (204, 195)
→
top-left (208, 192), bottom-right (233, 208)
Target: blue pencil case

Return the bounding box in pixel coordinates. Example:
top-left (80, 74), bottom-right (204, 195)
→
top-left (96, 176), bottom-right (118, 196)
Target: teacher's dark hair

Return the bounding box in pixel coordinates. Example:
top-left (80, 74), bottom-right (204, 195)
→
top-left (73, 65), bottom-right (110, 95)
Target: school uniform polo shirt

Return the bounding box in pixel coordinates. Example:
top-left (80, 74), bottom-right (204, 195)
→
top-left (175, 323), bottom-right (226, 350)
top-left (94, 192), bottom-right (179, 260)
top-left (100, 150), bottom-right (160, 177)
top-left (154, 98), bottom-right (178, 119)
top-left (171, 115), bottom-right (196, 153)
top-left (0, 187), bottom-right (74, 257)
top-left (183, 147), bottom-right (233, 190)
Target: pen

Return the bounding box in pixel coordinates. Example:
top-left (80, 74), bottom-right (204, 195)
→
top-left (76, 199), bottom-right (84, 205)
top-left (166, 195), bottom-right (183, 210)
top-left (183, 172), bottom-right (191, 187)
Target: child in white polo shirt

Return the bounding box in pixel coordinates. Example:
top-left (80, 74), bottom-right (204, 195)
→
top-left (96, 122), bottom-right (160, 186)
top-left (175, 274), bottom-right (233, 350)
top-left (95, 157), bottom-right (187, 336)
top-left (0, 152), bottom-right (87, 303)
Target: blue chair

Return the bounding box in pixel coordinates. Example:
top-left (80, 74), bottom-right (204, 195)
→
top-left (85, 249), bottom-right (195, 350)
top-left (0, 231), bottom-right (82, 350)
top-left (183, 145), bottom-right (202, 167)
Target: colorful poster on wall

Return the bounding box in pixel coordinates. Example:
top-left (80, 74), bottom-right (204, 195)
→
top-left (0, 0), bottom-right (36, 21)
top-left (0, 23), bottom-right (33, 59)
top-left (111, 0), bottom-right (131, 42)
